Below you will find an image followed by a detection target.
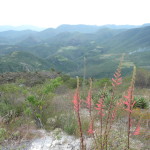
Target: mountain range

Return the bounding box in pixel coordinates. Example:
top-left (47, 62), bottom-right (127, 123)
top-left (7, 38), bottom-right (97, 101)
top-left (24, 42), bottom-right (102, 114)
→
top-left (0, 25), bottom-right (45, 32)
top-left (0, 24), bottom-right (150, 78)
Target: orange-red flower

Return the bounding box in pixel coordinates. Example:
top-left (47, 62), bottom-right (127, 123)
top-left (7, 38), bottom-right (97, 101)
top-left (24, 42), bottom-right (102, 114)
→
top-left (88, 121), bottom-right (94, 135)
top-left (72, 89), bottom-right (80, 112)
top-left (133, 123), bottom-right (140, 135)
top-left (95, 97), bottom-right (105, 116)
top-left (112, 69), bottom-right (122, 87)
top-left (123, 87), bottom-right (136, 113)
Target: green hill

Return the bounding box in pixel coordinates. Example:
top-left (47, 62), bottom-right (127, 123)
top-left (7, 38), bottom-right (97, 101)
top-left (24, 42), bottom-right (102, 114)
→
top-left (0, 51), bottom-right (50, 73)
top-left (103, 26), bottom-right (150, 53)
top-left (0, 25), bottom-right (150, 77)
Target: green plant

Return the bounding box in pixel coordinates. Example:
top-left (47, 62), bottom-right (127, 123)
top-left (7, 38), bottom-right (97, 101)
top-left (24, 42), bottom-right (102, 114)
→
top-left (0, 102), bottom-right (11, 116)
top-left (60, 113), bottom-right (78, 135)
top-left (43, 77), bottom-right (63, 94)
top-left (61, 74), bottom-right (70, 82)
top-left (95, 78), bottom-right (111, 88)
top-left (134, 97), bottom-right (149, 109)
top-left (24, 77), bottom-right (63, 128)
top-left (0, 128), bottom-right (7, 143)
top-left (135, 68), bottom-right (150, 88)
top-left (66, 78), bottom-right (78, 89)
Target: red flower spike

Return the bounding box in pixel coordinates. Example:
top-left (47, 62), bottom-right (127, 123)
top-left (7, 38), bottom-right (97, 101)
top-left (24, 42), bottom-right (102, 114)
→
top-left (123, 87), bottom-right (135, 113)
top-left (88, 121), bottom-right (94, 135)
top-left (112, 78), bottom-right (117, 83)
top-left (112, 83), bottom-right (115, 87)
top-left (95, 97), bottom-right (105, 116)
top-left (114, 74), bottom-right (117, 78)
top-left (117, 82), bottom-right (122, 85)
top-left (133, 123), bottom-right (140, 135)
top-left (112, 68), bottom-right (122, 88)
top-left (72, 90), bottom-right (80, 112)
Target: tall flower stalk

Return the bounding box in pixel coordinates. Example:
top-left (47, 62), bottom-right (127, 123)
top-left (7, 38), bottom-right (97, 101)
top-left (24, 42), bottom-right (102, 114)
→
top-left (123, 65), bottom-right (137, 149)
top-left (102, 57), bottom-right (123, 150)
top-left (95, 92), bottom-right (105, 149)
top-left (86, 78), bottom-right (92, 117)
top-left (86, 78), bottom-right (98, 149)
top-left (72, 76), bottom-right (85, 150)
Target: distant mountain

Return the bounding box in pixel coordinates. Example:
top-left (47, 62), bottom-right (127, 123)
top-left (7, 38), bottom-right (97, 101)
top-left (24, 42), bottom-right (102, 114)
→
top-left (142, 23), bottom-right (150, 27)
top-left (0, 30), bottom-right (37, 38)
top-left (18, 36), bottom-right (42, 46)
top-left (94, 28), bottom-right (126, 43)
top-left (0, 24), bottom-right (148, 44)
top-left (37, 28), bottom-right (57, 40)
top-left (0, 24), bottom-right (150, 77)
top-left (40, 24), bottom-right (140, 34)
top-left (56, 24), bottom-right (100, 33)
top-left (102, 24), bottom-right (140, 29)
top-left (103, 26), bottom-right (150, 53)
top-left (0, 30), bottom-right (38, 44)
top-left (0, 24), bottom-right (142, 33)
top-left (0, 25), bottom-right (45, 32)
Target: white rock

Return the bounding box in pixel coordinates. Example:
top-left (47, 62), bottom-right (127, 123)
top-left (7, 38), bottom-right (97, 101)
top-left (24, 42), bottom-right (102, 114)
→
top-left (29, 136), bottom-right (53, 150)
top-left (25, 129), bottom-right (92, 150)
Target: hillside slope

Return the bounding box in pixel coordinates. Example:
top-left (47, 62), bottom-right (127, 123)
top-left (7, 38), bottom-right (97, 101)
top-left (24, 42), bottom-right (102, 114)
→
top-left (0, 25), bottom-right (150, 77)
top-left (0, 51), bottom-right (50, 73)
top-left (103, 26), bottom-right (150, 53)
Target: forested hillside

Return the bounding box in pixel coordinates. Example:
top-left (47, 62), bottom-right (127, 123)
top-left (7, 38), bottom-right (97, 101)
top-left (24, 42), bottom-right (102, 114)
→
top-left (0, 24), bottom-right (150, 77)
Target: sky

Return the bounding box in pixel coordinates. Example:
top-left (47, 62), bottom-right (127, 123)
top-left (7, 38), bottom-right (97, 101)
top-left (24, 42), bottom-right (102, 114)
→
top-left (0, 0), bottom-right (150, 28)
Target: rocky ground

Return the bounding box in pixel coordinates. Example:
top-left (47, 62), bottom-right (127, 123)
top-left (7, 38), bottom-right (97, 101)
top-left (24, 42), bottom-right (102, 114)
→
top-left (1, 129), bottom-right (92, 150)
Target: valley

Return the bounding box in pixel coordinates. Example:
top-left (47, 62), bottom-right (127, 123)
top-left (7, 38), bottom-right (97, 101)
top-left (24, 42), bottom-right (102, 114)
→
top-left (0, 24), bottom-right (150, 78)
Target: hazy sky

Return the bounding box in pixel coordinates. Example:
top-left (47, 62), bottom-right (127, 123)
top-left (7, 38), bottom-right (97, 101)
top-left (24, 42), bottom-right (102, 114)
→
top-left (0, 0), bottom-right (150, 28)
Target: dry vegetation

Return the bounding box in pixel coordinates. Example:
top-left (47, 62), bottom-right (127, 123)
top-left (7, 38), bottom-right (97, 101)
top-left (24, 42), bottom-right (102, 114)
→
top-left (0, 67), bottom-right (149, 149)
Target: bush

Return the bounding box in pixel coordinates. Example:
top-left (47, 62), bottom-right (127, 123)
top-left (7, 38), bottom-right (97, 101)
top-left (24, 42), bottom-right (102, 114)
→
top-left (135, 68), bottom-right (150, 88)
top-left (95, 78), bottom-right (111, 87)
top-left (60, 113), bottom-right (78, 135)
top-left (66, 78), bottom-right (78, 89)
top-left (24, 77), bottom-right (63, 128)
top-left (61, 74), bottom-right (70, 82)
top-left (134, 97), bottom-right (149, 109)
top-left (92, 89), bottom-right (117, 109)
top-left (0, 128), bottom-right (7, 143)
top-left (0, 102), bottom-right (11, 116)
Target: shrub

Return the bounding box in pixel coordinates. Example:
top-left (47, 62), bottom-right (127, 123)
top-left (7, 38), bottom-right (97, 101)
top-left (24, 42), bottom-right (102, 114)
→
top-left (134, 97), bottom-right (149, 109)
top-left (0, 128), bottom-right (7, 143)
top-left (95, 78), bottom-right (111, 87)
top-left (43, 77), bottom-right (63, 94)
top-left (61, 74), bottom-right (70, 82)
top-left (0, 102), bottom-right (11, 116)
top-left (66, 78), bottom-right (78, 89)
top-left (135, 68), bottom-right (150, 88)
top-left (60, 113), bottom-right (78, 135)
top-left (92, 89), bottom-right (118, 109)
top-left (24, 77), bottom-right (63, 128)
